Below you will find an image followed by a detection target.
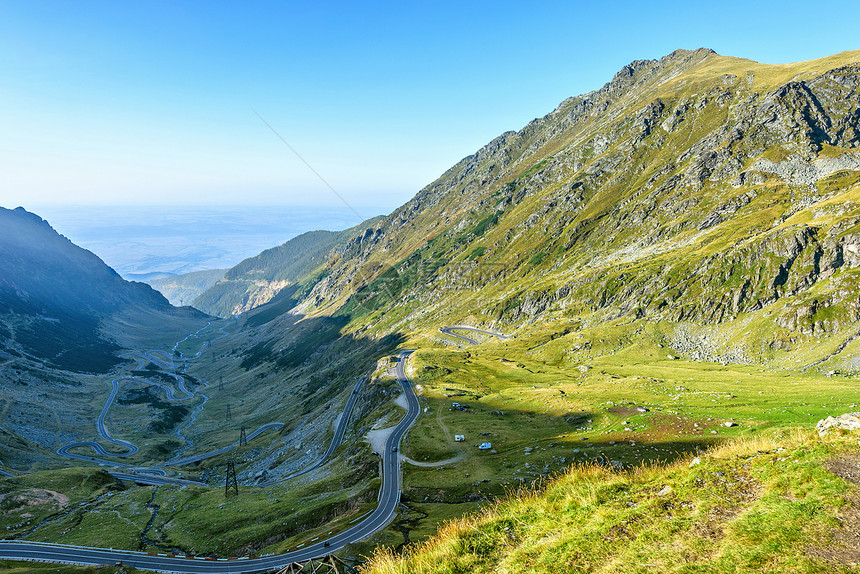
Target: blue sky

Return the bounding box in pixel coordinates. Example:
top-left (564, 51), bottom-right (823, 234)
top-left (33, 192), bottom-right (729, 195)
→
top-left (2, 0), bottom-right (858, 213)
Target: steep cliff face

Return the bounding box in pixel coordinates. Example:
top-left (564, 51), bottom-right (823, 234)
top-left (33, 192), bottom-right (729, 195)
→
top-left (288, 50), bottom-right (860, 350)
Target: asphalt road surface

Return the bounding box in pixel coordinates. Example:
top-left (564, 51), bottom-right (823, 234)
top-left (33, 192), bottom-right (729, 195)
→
top-left (106, 471), bottom-right (206, 487)
top-left (95, 379), bottom-right (139, 456)
top-left (166, 423), bottom-right (285, 467)
top-left (55, 443), bottom-right (126, 467)
top-left (439, 325), bottom-right (510, 345)
top-left (0, 350), bottom-right (420, 573)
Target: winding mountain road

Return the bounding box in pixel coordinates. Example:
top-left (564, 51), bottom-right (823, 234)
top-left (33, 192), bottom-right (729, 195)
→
top-left (55, 373), bottom-right (200, 471)
top-left (166, 422), bottom-right (285, 467)
top-left (52, 315), bottom-right (371, 478)
top-left (95, 379), bottom-right (140, 455)
top-left (439, 325), bottom-right (510, 345)
top-left (0, 350), bottom-right (420, 573)
top-left (2, 323), bottom-right (508, 569)
top-left (256, 375), bottom-right (367, 487)
top-left (106, 471), bottom-right (206, 487)
top-left (55, 323), bottom-right (225, 472)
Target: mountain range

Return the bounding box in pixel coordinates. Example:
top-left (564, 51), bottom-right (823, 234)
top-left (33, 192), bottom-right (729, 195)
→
top-left (215, 48), bottom-right (860, 364)
top-left (3, 48), bottom-right (860, 572)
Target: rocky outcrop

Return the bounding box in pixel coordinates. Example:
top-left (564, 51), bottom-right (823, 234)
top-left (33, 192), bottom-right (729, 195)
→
top-left (750, 152), bottom-right (860, 188)
top-left (750, 66), bottom-right (860, 156)
top-left (817, 412), bottom-right (860, 435)
top-left (699, 191), bottom-right (757, 230)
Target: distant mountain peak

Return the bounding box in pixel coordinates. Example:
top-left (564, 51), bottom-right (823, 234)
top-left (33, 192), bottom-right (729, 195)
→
top-left (8, 205), bottom-right (52, 228)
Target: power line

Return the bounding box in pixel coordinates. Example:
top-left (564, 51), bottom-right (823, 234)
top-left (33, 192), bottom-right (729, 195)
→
top-left (253, 110), bottom-right (364, 223)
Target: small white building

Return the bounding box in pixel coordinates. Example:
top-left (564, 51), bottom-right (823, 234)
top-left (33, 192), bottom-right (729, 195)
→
top-left (454, 434), bottom-right (465, 442)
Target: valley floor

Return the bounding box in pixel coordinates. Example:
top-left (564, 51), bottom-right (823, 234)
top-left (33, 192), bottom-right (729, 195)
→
top-left (5, 317), bottom-right (860, 573)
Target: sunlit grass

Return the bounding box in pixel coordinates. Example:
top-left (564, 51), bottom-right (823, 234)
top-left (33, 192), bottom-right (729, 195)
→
top-left (361, 429), bottom-right (860, 573)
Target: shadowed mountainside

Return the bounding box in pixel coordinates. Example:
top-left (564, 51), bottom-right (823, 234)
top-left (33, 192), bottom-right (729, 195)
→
top-left (0, 206), bottom-right (207, 373)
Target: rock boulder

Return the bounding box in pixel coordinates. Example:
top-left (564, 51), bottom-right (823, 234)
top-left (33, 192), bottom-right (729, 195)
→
top-left (817, 412), bottom-right (860, 435)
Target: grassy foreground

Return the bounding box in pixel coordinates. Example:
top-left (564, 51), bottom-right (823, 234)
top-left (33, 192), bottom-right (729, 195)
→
top-left (361, 429), bottom-right (860, 574)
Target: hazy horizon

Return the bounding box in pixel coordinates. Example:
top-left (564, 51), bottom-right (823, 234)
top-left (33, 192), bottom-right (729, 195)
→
top-left (18, 203), bottom-right (389, 279)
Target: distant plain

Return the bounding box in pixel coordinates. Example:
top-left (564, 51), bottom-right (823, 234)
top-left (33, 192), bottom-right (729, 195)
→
top-left (28, 204), bottom-right (383, 279)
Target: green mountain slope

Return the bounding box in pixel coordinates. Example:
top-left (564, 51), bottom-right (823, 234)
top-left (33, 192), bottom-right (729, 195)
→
top-left (290, 48), bottom-right (860, 353)
top-left (361, 429), bottom-right (860, 574)
top-left (192, 217), bottom-right (383, 317)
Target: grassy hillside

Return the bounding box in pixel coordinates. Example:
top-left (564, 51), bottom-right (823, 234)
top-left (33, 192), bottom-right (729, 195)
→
top-left (0, 310), bottom-right (404, 556)
top-left (361, 429), bottom-right (860, 574)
